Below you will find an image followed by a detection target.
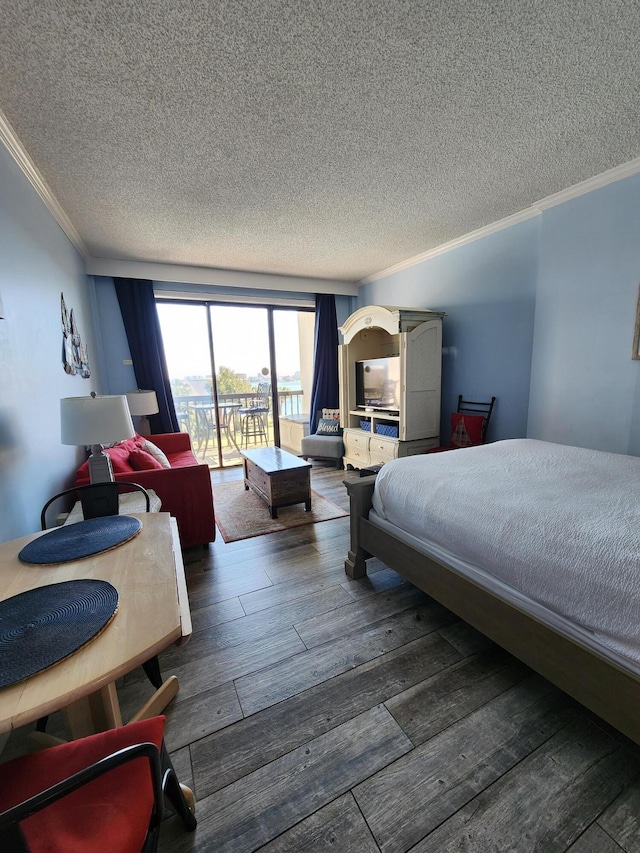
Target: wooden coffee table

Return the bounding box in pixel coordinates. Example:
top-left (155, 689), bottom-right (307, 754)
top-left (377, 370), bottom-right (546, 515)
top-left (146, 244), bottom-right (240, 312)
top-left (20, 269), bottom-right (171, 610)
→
top-left (241, 447), bottom-right (312, 519)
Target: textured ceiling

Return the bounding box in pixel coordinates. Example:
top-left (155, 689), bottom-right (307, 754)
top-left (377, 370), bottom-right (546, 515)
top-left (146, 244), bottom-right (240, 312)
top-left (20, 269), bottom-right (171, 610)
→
top-left (0, 0), bottom-right (639, 283)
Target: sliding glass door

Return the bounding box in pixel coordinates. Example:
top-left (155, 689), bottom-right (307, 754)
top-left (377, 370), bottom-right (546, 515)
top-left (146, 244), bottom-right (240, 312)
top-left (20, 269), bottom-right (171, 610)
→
top-left (157, 300), bottom-right (313, 468)
top-left (273, 309), bottom-right (315, 419)
top-left (208, 305), bottom-right (272, 465)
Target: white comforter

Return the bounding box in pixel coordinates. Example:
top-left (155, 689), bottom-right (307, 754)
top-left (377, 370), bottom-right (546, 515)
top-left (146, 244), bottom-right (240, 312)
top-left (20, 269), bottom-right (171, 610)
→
top-left (371, 439), bottom-right (640, 665)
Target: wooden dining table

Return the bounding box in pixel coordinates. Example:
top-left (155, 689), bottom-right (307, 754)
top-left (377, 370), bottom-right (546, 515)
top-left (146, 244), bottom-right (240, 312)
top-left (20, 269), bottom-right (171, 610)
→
top-left (0, 512), bottom-right (192, 740)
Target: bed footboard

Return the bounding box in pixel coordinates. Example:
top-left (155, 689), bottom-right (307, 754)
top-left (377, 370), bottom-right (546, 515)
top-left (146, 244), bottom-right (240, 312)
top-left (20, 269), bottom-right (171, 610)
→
top-left (343, 472), bottom-right (640, 745)
top-left (343, 476), bottom-right (377, 578)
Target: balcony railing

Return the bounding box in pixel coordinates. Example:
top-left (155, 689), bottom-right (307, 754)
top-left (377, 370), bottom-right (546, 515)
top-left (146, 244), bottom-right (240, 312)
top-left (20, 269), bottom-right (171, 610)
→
top-left (173, 390), bottom-right (305, 466)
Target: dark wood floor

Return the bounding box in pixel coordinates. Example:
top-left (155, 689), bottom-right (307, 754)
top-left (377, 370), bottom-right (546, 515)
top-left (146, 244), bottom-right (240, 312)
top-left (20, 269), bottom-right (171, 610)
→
top-left (8, 464), bottom-right (640, 851)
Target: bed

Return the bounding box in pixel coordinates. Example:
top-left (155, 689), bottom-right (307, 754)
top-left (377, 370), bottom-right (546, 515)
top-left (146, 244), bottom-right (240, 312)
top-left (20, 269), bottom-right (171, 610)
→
top-left (344, 438), bottom-right (640, 744)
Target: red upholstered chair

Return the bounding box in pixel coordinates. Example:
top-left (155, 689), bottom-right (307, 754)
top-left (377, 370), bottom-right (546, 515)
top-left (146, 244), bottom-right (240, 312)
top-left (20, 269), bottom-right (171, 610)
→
top-left (0, 716), bottom-right (196, 853)
top-left (427, 395), bottom-right (496, 453)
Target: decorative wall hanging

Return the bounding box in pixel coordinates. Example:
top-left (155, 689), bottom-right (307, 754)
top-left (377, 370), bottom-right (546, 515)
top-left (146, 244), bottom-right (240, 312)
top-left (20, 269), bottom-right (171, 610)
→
top-left (61, 292), bottom-right (90, 377)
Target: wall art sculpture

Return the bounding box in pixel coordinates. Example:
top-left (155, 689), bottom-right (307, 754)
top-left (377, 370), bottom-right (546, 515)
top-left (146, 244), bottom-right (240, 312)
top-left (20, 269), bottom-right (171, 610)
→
top-left (61, 292), bottom-right (90, 377)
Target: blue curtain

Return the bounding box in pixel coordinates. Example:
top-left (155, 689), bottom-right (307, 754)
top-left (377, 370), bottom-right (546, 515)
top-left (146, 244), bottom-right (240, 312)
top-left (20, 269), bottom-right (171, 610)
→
top-left (309, 294), bottom-right (339, 433)
top-left (114, 278), bottom-right (179, 434)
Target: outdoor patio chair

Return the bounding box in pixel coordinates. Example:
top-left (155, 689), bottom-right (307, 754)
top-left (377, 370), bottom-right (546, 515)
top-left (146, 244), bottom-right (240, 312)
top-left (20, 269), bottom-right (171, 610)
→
top-left (238, 382), bottom-right (271, 447)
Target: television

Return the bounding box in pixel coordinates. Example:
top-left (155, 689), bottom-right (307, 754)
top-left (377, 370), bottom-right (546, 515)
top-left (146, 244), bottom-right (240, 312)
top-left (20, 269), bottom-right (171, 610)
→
top-left (355, 356), bottom-right (401, 413)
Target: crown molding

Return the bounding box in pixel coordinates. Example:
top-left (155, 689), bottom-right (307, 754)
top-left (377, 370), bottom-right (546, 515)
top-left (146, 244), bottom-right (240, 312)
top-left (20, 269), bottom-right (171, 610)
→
top-left (534, 156), bottom-right (640, 210)
top-left (3, 104), bottom-right (639, 291)
top-left (0, 109), bottom-right (89, 259)
top-left (360, 207), bottom-right (541, 284)
top-left (86, 257), bottom-right (359, 296)
top-left (361, 155), bottom-right (640, 285)
top-left (0, 113), bottom-right (356, 294)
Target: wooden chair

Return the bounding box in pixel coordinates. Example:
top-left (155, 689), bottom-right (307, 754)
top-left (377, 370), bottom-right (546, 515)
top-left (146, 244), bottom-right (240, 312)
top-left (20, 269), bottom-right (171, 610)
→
top-left (427, 395), bottom-right (496, 453)
top-left (0, 716), bottom-right (196, 853)
top-left (40, 482), bottom-right (151, 530)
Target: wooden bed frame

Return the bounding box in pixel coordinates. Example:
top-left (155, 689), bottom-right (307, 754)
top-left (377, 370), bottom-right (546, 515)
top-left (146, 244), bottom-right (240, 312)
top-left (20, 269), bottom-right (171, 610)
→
top-left (344, 475), bottom-right (640, 745)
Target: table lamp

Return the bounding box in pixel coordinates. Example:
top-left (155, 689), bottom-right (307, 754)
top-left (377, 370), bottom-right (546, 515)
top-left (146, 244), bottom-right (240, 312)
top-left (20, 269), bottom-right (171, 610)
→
top-left (60, 392), bottom-right (135, 483)
top-left (125, 389), bottom-right (159, 436)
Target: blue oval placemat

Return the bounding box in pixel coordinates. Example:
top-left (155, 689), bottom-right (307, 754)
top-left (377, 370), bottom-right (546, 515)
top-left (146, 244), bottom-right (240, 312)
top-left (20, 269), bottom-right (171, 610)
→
top-left (0, 579), bottom-right (119, 688)
top-left (18, 515), bottom-right (142, 565)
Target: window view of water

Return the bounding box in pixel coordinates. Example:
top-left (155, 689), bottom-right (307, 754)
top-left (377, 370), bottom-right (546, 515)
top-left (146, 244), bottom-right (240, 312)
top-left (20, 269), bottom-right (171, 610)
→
top-left (157, 301), bottom-right (314, 467)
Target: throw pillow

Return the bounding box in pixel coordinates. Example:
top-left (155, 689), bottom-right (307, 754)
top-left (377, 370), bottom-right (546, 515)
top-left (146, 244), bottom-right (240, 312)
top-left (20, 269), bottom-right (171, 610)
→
top-left (316, 418), bottom-right (343, 436)
top-left (109, 437), bottom-right (140, 452)
top-left (450, 413), bottom-right (484, 448)
top-left (105, 444), bottom-right (136, 473)
top-left (142, 439), bottom-right (171, 468)
top-left (129, 448), bottom-right (164, 471)
top-left (322, 408), bottom-right (340, 420)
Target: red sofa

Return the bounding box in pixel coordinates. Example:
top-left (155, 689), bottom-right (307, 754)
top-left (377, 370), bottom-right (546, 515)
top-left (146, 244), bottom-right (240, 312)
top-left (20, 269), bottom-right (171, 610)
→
top-left (75, 432), bottom-right (215, 549)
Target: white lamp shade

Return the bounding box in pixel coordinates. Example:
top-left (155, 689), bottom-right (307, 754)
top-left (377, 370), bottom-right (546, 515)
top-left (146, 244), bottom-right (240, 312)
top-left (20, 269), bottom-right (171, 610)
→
top-left (60, 395), bottom-right (135, 446)
top-left (125, 390), bottom-right (160, 417)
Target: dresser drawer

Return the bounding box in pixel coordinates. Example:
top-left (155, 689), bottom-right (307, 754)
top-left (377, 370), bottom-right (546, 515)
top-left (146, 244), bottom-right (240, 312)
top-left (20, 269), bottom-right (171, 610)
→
top-left (344, 430), bottom-right (370, 450)
top-left (368, 436), bottom-right (397, 460)
top-left (346, 445), bottom-right (369, 463)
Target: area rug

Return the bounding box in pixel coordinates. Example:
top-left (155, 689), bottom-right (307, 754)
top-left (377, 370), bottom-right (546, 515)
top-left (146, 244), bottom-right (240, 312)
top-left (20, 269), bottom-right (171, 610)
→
top-left (213, 481), bottom-right (348, 543)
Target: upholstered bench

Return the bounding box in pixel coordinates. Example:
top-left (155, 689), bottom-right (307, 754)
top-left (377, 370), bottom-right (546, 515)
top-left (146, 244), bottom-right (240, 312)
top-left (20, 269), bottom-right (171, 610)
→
top-left (300, 409), bottom-right (344, 469)
top-left (300, 433), bottom-right (344, 467)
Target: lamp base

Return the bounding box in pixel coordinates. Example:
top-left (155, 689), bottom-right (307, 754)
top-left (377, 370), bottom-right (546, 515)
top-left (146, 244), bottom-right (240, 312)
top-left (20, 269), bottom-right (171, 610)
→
top-left (136, 415), bottom-right (151, 436)
top-left (88, 445), bottom-right (115, 484)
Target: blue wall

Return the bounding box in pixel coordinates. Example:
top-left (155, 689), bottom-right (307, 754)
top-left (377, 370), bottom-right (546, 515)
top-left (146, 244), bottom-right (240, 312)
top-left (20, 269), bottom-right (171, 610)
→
top-left (360, 173), bottom-right (640, 453)
top-left (359, 219), bottom-right (540, 443)
top-left (0, 145), bottom-right (105, 541)
top-left (94, 276), bottom-right (137, 394)
top-left (527, 174), bottom-right (640, 454)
